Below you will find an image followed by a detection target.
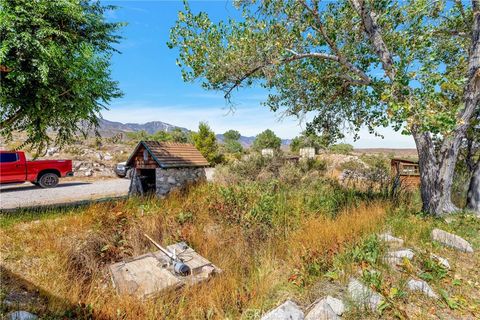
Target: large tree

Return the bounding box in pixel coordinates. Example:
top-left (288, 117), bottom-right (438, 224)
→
top-left (252, 129), bottom-right (282, 151)
top-left (169, 0), bottom-right (480, 216)
top-left (0, 0), bottom-right (123, 152)
top-left (222, 129), bottom-right (244, 154)
top-left (464, 109), bottom-right (480, 213)
top-left (192, 122), bottom-right (220, 164)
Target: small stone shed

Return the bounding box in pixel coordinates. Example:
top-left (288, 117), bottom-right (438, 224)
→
top-left (127, 141), bottom-right (209, 196)
top-left (391, 158), bottom-right (420, 189)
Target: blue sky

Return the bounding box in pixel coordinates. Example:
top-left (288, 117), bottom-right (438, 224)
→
top-left (102, 0), bottom-right (415, 148)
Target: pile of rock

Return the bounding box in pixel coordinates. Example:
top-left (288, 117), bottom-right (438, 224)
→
top-left (261, 296), bottom-right (345, 320)
top-left (260, 228), bottom-right (474, 319)
top-left (73, 160), bottom-right (115, 177)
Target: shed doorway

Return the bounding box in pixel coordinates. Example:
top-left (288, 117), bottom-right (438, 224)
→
top-left (138, 169), bottom-right (156, 194)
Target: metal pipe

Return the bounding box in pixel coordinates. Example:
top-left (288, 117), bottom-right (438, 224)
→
top-left (144, 233), bottom-right (191, 276)
top-left (144, 233), bottom-right (175, 261)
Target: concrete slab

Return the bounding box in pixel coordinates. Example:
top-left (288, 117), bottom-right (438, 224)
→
top-left (109, 242), bottom-right (221, 298)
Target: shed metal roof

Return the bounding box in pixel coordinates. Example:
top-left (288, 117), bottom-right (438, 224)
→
top-left (391, 158), bottom-right (419, 165)
top-left (127, 141), bottom-right (209, 168)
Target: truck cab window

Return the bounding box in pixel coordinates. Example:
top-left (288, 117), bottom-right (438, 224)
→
top-left (0, 153), bottom-right (18, 163)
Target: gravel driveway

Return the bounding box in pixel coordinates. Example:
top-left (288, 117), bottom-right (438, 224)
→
top-left (0, 178), bottom-right (130, 210)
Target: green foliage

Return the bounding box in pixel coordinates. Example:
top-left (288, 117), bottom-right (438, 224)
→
top-left (0, 0), bottom-right (124, 152)
top-left (126, 128), bottom-right (191, 143)
top-left (252, 129), bottom-right (281, 151)
top-left (169, 0), bottom-right (474, 147)
top-left (290, 131), bottom-right (329, 153)
top-left (223, 129), bottom-right (241, 141)
top-left (418, 256), bottom-right (448, 282)
top-left (222, 129), bottom-right (243, 154)
top-left (350, 234), bottom-right (382, 266)
top-left (329, 143), bottom-right (354, 155)
top-left (175, 211), bottom-right (194, 225)
top-left (191, 122), bottom-right (221, 165)
top-left (298, 158), bottom-right (327, 173)
top-left (170, 128), bottom-right (191, 143)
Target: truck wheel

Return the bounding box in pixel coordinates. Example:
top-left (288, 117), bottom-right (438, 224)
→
top-left (38, 173), bottom-right (59, 188)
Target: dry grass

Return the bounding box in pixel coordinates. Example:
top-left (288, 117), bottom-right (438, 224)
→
top-left (0, 182), bottom-right (388, 319)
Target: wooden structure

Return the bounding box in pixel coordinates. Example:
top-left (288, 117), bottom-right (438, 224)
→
top-left (126, 141), bottom-right (209, 196)
top-left (391, 158), bottom-right (420, 190)
top-left (109, 242), bottom-right (221, 298)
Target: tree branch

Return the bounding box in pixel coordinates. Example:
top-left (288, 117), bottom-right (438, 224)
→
top-left (454, 0), bottom-right (469, 28)
top-left (349, 0), bottom-right (397, 81)
top-left (298, 0), bottom-right (372, 84)
top-left (223, 51), bottom-right (370, 99)
top-left (0, 110), bottom-right (23, 129)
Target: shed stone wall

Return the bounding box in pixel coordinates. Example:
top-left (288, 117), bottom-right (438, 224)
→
top-left (155, 167), bottom-right (206, 195)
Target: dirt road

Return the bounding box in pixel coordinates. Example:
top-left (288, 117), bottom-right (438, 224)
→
top-left (0, 178), bottom-right (130, 210)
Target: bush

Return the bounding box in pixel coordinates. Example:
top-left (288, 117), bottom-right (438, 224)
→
top-left (340, 155), bottom-right (392, 196)
top-left (214, 154), bottom-right (328, 186)
top-left (329, 143), bottom-right (354, 154)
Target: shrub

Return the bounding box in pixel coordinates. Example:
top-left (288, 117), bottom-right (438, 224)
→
top-left (329, 143), bottom-right (354, 154)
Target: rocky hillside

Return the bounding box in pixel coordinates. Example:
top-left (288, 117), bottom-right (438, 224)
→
top-left (97, 119), bottom-right (188, 136)
top-left (99, 119), bottom-right (290, 147)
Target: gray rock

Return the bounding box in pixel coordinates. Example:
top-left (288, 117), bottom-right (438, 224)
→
top-left (84, 169), bottom-right (93, 177)
top-left (7, 311), bottom-right (38, 320)
top-left (73, 161), bottom-right (83, 170)
top-left (348, 278), bottom-right (383, 312)
top-left (378, 233), bottom-right (404, 246)
top-left (384, 249), bottom-right (415, 265)
top-left (305, 296), bottom-right (344, 320)
top-left (430, 254), bottom-right (451, 269)
top-left (431, 229), bottom-right (473, 253)
top-left (406, 279), bottom-right (438, 299)
top-left (261, 300), bottom-right (304, 320)
top-left (46, 147), bottom-right (59, 156)
top-left (305, 300), bottom-right (338, 320)
top-left (104, 154), bottom-right (113, 161)
top-left (323, 296), bottom-right (345, 316)
top-left (167, 176), bottom-right (177, 184)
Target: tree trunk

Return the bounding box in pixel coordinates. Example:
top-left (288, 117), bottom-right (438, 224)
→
top-left (467, 160), bottom-right (480, 214)
top-left (413, 130), bottom-right (461, 216)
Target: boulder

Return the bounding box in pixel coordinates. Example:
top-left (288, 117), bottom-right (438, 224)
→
top-left (378, 233), bottom-right (404, 246)
top-left (261, 300), bottom-right (304, 320)
top-left (430, 254), bottom-right (450, 269)
top-left (46, 147), bottom-right (59, 156)
top-left (104, 153), bottom-right (113, 161)
top-left (305, 300), bottom-right (338, 320)
top-left (7, 311), bottom-right (38, 320)
top-left (348, 278), bottom-right (383, 312)
top-left (384, 249), bottom-right (414, 265)
top-left (85, 169), bottom-right (93, 177)
top-left (73, 161), bottom-right (83, 170)
top-left (431, 229), bottom-right (473, 253)
top-left (406, 279), bottom-right (438, 299)
top-left (322, 296), bottom-right (345, 316)
top-left (305, 296), bottom-right (344, 320)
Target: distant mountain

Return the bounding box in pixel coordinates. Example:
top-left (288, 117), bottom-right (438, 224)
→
top-left (99, 119), bottom-right (290, 146)
top-left (98, 119), bottom-right (188, 135)
top-left (216, 134), bottom-right (290, 147)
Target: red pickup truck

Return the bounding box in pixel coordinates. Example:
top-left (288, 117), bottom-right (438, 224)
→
top-left (0, 151), bottom-right (73, 188)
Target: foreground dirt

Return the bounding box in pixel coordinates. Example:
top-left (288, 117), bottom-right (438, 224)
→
top-left (0, 178), bottom-right (130, 210)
